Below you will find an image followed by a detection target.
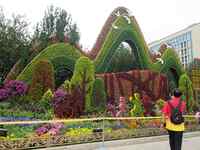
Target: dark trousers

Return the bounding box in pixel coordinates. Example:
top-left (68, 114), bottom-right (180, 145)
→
top-left (168, 130), bottom-right (183, 150)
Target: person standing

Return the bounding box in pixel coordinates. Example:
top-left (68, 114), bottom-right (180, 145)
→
top-left (162, 89), bottom-right (186, 150)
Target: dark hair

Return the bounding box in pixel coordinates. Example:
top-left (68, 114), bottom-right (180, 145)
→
top-left (173, 88), bottom-right (182, 97)
top-left (166, 95), bottom-right (171, 101)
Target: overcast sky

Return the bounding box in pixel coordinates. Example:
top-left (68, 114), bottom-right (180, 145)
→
top-left (0, 0), bottom-right (200, 50)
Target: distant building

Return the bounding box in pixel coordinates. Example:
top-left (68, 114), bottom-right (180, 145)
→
top-left (190, 58), bottom-right (200, 103)
top-left (148, 23), bottom-right (200, 68)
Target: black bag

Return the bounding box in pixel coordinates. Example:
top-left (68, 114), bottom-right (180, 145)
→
top-left (168, 100), bottom-right (184, 124)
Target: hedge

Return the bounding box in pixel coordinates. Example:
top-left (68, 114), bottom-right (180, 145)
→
top-left (17, 43), bottom-right (82, 85)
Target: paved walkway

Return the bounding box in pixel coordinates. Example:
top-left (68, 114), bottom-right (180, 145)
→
top-left (38, 131), bottom-right (200, 150)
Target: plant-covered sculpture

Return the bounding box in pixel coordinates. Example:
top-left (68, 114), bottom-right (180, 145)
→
top-left (71, 57), bottom-right (95, 113)
top-left (179, 73), bottom-right (194, 113)
top-left (129, 93), bottom-right (144, 117)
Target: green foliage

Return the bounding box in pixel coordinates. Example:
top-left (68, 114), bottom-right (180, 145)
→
top-left (71, 57), bottom-right (95, 113)
top-left (4, 125), bottom-right (35, 139)
top-left (51, 56), bottom-right (74, 87)
top-left (4, 60), bottom-right (24, 83)
top-left (152, 48), bottom-right (184, 87)
top-left (40, 89), bottom-right (53, 110)
top-left (91, 78), bottom-right (107, 112)
top-left (17, 43), bottom-right (82, 84)
top-left (95, 16), bottom-right (151, 73)
top-left (0, 8), bottom-right (30, 80)
top-left (154, 99), bottom-right (165, 116)
top-left (0, 103), bottom-right (34, 118)
top-left (129, 93), bottom-right (144, 117)
top-left (63, 80), bottom-right (71, 92)
top-left (106, 42), bottom-right (136, 72)
top-left (68, 23), bottom-right (80, 45)
top-left (65, 128), bottom-right (93, 137)
top-left (179, 73), bottom-right (194, 112)
top-left (28, 60), bottom-right (55, 101)
top-left (32, 5), bottom-right (80, 51)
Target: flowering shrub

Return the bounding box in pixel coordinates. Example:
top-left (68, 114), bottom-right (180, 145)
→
top-left (0, 89), bottom-right (9, 101)
top-left (0, 80), bottom-right (28, 101)
top-left (36, 123), bottom-right (64, 136)
top-left (107, 103), bottom-right (116, 117)
top-left (65, 128), bottom-right (92, 137)
top-left (4, 80), bottom-right (28, 96)
top-left (35, 124), bottom-right (51, 136)
top-left (52, 89), bottom-right (67, 106)
top-left (53, 87), bottom-right (84, 118)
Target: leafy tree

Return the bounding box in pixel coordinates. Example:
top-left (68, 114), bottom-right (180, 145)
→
top-left (179, 73), bottom-right (194, 113)
top-left (28, 60), bottom-right (55, 101)
top-left (32, 5), bottom-right (80, 51)
top-left (0, 8), bottom-right (30, 80)
top-left (71, 57), bottom-right (95, 113)
top-left (68, 23), bottom-right (80, 45)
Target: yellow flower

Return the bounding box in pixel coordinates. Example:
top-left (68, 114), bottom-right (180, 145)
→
top-left (129, 96), bottom-right (133, 101)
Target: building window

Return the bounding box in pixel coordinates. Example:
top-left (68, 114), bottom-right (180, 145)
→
top-left (181, 42), bottom-right (183, 48)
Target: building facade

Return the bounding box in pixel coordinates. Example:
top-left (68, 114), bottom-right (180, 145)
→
top-left (148, 23), bottom-right (200, 68)
top-left (190, 58), bottom-right (200, 103)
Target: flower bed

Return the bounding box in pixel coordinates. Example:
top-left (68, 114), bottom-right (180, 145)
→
top-left (0, 117), bottom-right (199, 149)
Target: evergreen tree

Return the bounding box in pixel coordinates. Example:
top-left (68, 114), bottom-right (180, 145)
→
top-left (32, 5), bottom-right (80, 51)
top-left (0, 8), bottom-right (30, 80)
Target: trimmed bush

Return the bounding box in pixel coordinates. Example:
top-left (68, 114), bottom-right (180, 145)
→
top-left (28, 60), bottom-right (55, 101)
top-left (17, 43), bottom-right (82, 85)
top-left (51, 56), bottom-right (74, 88)
top-left (40, 89), bottom-right (54, 110)
top-left (154, 99), bottom-right (165, 116)
top-left (129, 93), bottom-right (144, 117)
top-left (91, 78), bottom-right (106, 112)
top-left (179, 73), bottom-right (194, 113)
top-left (52, 88), bottom-right (84, 118)
top-left (152, 48), bottom-right (184, 87)
top-left (71, 57), bottom-right (95, 113)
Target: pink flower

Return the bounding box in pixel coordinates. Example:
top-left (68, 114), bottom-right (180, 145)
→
top-left (195, 112), bottom-right (200, 119)
top-left (49, 128), bottom-right (59, 136)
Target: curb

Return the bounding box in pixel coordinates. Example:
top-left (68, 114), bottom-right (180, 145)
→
top-left (38, 131), bottom-right (200, 150)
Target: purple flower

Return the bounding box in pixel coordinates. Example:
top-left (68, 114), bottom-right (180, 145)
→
top-left (0, 88), bottom-right (9, 101)
top-left (35, 123), bottom-right (64, 136)
top-left (52, 123), bottom-right (64, 129)
top-left (36, 127), bottom-right (49, 136)
top-left (4, 80), bottom-right (28, 97)
top-left (49, 128), bottom-right (59, 136)
top-left (35, 124), bottom-right (51, 136)
top-left (53, 89), bottom-right (67, 106)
